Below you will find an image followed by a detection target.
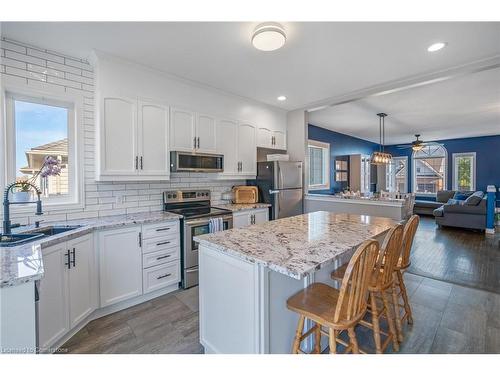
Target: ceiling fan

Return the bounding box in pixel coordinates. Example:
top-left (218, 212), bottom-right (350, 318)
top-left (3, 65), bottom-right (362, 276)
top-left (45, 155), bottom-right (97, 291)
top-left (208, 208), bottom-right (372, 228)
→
top-left (397, 134), bottom-right (443, 151)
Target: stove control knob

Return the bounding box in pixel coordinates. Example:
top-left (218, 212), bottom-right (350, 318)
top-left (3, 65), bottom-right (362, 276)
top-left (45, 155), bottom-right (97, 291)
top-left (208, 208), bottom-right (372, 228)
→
top-left (167, 194), bottom-right (172, 199)
top-left (173, 194), bottom-right (177, 199)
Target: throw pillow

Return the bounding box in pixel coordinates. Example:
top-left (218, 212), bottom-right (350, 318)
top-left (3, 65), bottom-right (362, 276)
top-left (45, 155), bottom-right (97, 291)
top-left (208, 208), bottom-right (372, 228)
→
top-left (453, 191), bottom-right (473, 201)
top-left (464, 191), bottom-right (484, 206)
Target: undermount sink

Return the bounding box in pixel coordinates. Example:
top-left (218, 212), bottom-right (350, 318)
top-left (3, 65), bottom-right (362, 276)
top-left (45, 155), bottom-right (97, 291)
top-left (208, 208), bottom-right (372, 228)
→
top-left (26, 225), bottom-right (82, 236)
top-left (0, 226), bottom-right (82, 247)
top-left (0, 233), bottom-right (45, 247)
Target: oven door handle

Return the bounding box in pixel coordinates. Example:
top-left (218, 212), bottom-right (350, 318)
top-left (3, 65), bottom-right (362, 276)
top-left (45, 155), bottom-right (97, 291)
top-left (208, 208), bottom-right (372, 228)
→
top-left (185, 215), bottom-right (232, 227)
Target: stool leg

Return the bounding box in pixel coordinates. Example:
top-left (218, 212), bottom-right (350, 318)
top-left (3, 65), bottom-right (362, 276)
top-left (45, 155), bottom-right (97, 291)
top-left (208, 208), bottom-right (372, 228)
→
top-left (328, 328), bottom-right (337, 354)
top-left (314, 324), bottom-right (321, 354)
top-left (292, 315), bottom-right (305, 354)
top-left (397, 270), bottom-right (413, 325)
top-left (347, 327), bottom-right (360, 354)
top-left (370, 291), bottom-right (383, 354)
top-left (391, 276), bottom-right (404, 342)
top-left (382, 290), bottom-right (399, 352)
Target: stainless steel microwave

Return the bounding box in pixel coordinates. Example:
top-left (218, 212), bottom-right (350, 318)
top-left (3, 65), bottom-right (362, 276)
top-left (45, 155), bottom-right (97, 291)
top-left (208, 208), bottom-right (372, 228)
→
top-left (170, 151), bottom-right (224, 173)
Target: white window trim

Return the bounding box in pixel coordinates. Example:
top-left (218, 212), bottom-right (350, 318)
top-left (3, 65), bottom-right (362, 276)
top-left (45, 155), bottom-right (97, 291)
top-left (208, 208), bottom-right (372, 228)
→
top-left (412, 146), bottom-right (448, 196)
top-left (452, 152), bottom-right (476, 191)
top-left (1, 83), bottom-right (85, 213)
top-left (308, 139), bottom-right (330, 190)
top-left (387, 156), bottom-right (408, 193)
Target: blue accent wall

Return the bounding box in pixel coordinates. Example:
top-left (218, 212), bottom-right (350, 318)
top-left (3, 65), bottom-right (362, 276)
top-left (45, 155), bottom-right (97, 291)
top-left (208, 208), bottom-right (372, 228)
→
top-left (308, 124), bottom-right (378, 194)
top-left (385, 134), bottom-right (500, 204)
top-left (308, 125), bottom-right (499, 205)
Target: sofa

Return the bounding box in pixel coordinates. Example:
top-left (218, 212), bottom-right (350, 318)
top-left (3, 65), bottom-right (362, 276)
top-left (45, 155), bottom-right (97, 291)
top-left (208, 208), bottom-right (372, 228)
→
top-left (413, 190), bottom-right (457, 216)
top-left (433, 191), bottom-right (487, 230)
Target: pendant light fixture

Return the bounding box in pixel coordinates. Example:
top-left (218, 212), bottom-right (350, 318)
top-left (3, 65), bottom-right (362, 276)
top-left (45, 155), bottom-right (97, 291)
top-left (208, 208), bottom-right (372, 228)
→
top-left (371, 113), bottom-right (393, 165)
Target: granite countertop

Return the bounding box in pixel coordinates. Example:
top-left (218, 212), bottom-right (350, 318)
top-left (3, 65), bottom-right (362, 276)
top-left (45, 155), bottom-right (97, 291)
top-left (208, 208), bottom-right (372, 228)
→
top-left (306, 194), bottom-right (405, 206)
top-left (194, 211), bottom-right (396, 279)
top-left (214, 203), bottom-right (271, 212)
top-left (1, 211), bottom-right (181, 288)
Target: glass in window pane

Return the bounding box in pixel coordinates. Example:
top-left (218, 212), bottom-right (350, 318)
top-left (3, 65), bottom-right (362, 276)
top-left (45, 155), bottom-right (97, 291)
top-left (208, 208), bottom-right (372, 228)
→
top-left (456, 156), bottom-right (473, 190)
top-left (309, 146), bottom-right (325, 186)
top-left (14, 100), bottom-right (69, 196)
top-left (413, 145), bottom-right (447, 194)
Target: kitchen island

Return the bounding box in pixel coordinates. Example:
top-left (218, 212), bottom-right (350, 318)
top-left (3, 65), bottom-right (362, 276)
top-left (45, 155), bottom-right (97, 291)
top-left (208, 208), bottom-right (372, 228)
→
top-left (194, 211), bottom-right (396, 354)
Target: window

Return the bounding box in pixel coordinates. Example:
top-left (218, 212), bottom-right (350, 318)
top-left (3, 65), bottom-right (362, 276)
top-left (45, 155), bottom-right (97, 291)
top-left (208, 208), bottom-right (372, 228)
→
top-left (412, 145), bottom-right (447, 194)
top-left (308, 140), bottom-right (330, 190)
top-left (387, 156), bottom-right (408, 193)
top-left (5, 92), bottom-right (80, 206)
top-left (452, 152), bottom-right (476, 191)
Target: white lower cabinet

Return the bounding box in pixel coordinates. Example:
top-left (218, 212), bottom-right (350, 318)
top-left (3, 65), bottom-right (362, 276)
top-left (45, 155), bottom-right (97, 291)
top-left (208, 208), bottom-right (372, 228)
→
top-left (99, 226), bottom-right (143, 307)
top-left (37, 234), bottom-right (96, 351)
top-left (232, 208), bottom-right (269, 229)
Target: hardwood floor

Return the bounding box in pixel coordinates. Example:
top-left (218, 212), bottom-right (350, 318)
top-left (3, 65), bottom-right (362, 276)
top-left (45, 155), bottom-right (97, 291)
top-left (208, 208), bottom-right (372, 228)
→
top-left (408, 216), bottom-right (500, 293)
top-left (60, 217), bottom-right (500, 354)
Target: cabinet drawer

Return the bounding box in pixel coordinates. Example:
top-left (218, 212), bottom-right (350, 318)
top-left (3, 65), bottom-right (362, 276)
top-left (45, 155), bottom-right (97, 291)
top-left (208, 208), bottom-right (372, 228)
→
top-left (142, 247), bottom-right (179, 269)
top-left (142, 221), bottom-right (179, 239)
top-left (143, 262), bottom-right (180, 294)
top-left (142, 233), bottom-right (179, 254)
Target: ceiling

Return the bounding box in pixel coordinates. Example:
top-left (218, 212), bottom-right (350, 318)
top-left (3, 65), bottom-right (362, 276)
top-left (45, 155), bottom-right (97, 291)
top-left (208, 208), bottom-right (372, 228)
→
top-left (308, 67), bottom-right (500, 145)
top-left (1, 22), bottom-right (500, 111)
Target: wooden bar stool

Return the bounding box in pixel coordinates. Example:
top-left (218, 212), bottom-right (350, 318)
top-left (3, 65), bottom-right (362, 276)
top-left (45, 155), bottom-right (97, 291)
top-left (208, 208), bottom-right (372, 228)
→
top-left (286, 239), bottom-right (379, 354)
top-left (392, 215), bottom-right (420, 341)
top-left (331, 224), bottom-right (404, 354)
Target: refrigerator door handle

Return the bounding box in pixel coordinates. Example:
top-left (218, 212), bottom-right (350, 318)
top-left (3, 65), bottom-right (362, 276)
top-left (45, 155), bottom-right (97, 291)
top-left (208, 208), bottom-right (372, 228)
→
top-left (269, 190), bottom-right (280, 194)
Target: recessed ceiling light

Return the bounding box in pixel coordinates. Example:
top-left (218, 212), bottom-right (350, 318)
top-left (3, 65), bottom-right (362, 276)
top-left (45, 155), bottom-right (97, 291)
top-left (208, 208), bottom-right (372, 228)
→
top-left (427, 42), bottom-right (447, 52)
top-left (252, 22), bottom-right (286, 52)
top-left (277, 95), bottom-right (287, 101)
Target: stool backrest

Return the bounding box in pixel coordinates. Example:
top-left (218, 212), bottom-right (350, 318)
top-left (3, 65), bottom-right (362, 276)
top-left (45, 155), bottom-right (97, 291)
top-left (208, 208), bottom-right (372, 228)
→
top-left (376, 224), bottom-right (404, 289)
top-left (400, 215), bottom-right (419, 269)
top-left (334, 239), bottom-right (379, 323)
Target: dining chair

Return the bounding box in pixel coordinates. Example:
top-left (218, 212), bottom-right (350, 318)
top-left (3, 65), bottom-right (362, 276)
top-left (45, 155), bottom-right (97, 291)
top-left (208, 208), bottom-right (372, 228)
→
top-left (286, 239), bottom-right (379, 354)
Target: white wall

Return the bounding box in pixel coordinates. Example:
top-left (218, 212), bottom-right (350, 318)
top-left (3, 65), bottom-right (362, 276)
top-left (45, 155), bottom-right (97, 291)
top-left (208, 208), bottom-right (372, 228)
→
top-left (0, 39), bottom-right (286, 225)
top-left (94, 51), bottom-right (286, 131)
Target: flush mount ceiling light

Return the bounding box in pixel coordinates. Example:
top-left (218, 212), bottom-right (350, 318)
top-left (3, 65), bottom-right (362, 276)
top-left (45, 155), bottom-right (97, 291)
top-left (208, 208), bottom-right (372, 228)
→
top-left (427, 42), bottom-right (447, 52)
top-left (252, 22), bottom-right (286, 51)
top-left (277, 95), bottom-right (287, 101)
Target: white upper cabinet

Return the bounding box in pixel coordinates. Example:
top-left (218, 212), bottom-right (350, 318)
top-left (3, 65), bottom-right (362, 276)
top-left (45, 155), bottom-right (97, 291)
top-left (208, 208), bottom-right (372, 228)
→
top-left (257, 127), bottom-right (273, 149)
top-left (196, 113), bottom-right (217, 153)
top-left (273, 130), bottom-right (286, 150)
top-left (97, 95), bottom-right (170, 181)
top-left (216, 119), bottom-right (239, 176)
top-left (138, 100), bottom-right (170, 176)
top-left (170, 107), bottom-right (196, 152)
top-left (170, 109), bottom-right (217, 153)
top-left (257, 126), bottom-right (287, 150)
top-left (100, 96), bottom-right (138, 177)
top-left (238, 123), bottom-right (257, 176)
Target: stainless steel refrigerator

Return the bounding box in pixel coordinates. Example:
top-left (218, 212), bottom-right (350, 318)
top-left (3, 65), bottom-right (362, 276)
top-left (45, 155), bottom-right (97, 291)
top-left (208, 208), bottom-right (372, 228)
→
top-left (255, 161), bottom-right (303, 220)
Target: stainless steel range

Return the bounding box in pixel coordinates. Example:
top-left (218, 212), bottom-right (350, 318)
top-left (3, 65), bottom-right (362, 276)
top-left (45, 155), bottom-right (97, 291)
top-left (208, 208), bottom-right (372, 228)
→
top-left (163, 189), bottom-right (232, 289)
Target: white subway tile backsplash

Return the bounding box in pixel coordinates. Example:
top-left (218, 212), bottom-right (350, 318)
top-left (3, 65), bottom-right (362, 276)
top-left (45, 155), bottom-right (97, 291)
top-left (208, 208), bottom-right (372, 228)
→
top-left (2, 38), bottom-right (242, 223)
top-left (27, 48), bottom-right (65, 64)
top-left (5, 50), bottom-right (45, 66)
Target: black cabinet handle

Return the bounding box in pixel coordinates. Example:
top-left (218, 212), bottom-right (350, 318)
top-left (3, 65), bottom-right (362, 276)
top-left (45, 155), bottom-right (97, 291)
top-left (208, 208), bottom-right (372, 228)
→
top-left (65, 249), bottom-right (71, 269)
top-left (157, 273), bottom-right (172, 280)
top-left (197, 137), bottom-right (200, 149)
top-left (193, 137), bottom-right (197, 149)
top-left (156, 241), bottom-right (171, 246)
top-left (71, 248), bottom-right (76, 267)
top-left (156, 227), bottom-right (170, 232)
top-left (156, 255), bottom-right (171, 260)
top-left (138, 232), bottom-right (142, 247)
top-left (140, 156), bottom-right (143, 170)
top-left (135, 156), bottom-right (138, 170)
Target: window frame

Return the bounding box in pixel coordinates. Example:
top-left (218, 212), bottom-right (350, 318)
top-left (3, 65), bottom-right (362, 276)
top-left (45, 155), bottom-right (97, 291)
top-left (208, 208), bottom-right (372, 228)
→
top-left (387, 156), bottom-right (408, 193)
top-left (452, 152), bottom-right (476, 191)
top-left (2, 85), bottom-right (84, 211)
top-left (412, 145), bottom-right (448, 196)
top-left (307, 139), bottom-right (330, 190)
